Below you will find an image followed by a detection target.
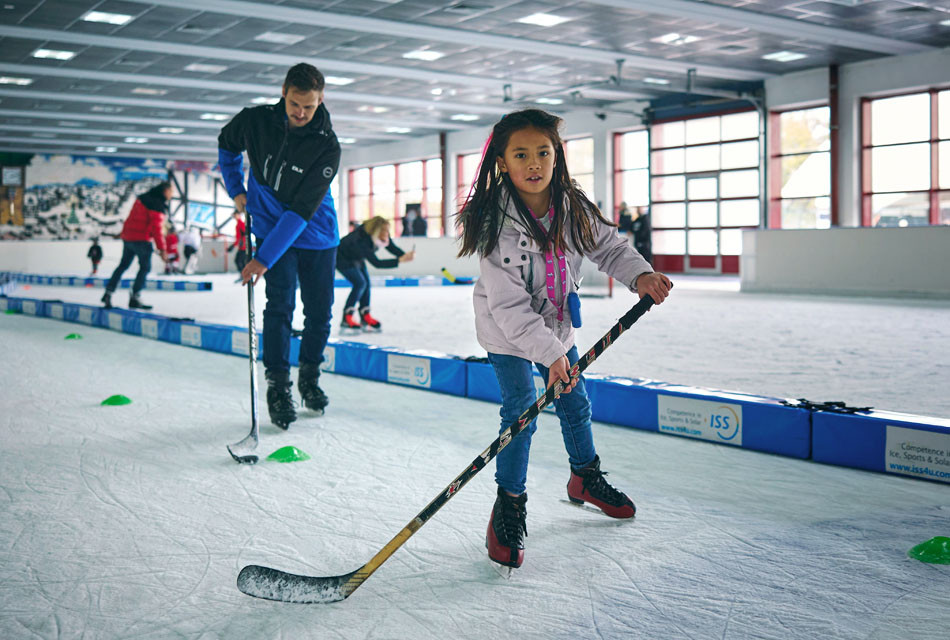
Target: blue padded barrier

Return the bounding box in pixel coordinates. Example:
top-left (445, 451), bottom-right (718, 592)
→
top-left (332, 275), bottom-right (470, 288)
top-left (0, 271), bottom-right (212, 291)
top-left (813, 410), bottom-right (950, 484)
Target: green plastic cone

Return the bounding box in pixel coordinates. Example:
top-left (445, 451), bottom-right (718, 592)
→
top-left (101, 394), bottom-right (132, 406)
top-left (5, 309), bottom-right (19, 314)
top-left (908, 536), bottom-right (950, 564)
top-left (65, 333), bottom-right (83, 340)
top-left (267, 446), bottom-right (311, 463)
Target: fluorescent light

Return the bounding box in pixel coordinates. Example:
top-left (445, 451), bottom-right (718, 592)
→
top-left (385, 127), bottom-right (412, 134)
top-left (95, 146), bottom-right (118, 153)
top-left (124, 137), bottom-right (149, 144)
top-left (132, 87), bottom-right (167, 95)
top-left (33, 48), bottom-right (76, 60)
top-left (450, 114), bottom-right (479, 121)
top-left (324, 75), bottom-right (354, 86)
top-left (643, 77), bottom-right (671, 85)
top-left (651, 33), bottom-right (700, 46)
top-left (357, 105), bottom-right (389, 113)
top-left (0, 76), bottom-right (32, 85)
top-left (254, 31), bottom-right (306, 45)
top-left (184, 63), bottom-right (228, 74)
top-left (82, 10), bottom-right (133, 25)
top-left (200, 113), bottom-right (230, 121)
top-left (535, 97), bottom-right (563, 105)
top-left (431, 88), bottom-right (443, 96)
top-left (403, 49), bottom-right (444, 61)
top-left (338, 137), bottom-right (357, 144)
top-left (939, 19), bottom-right (950, 26)
top-left (91, 105), bottom-right (123, 113)
top-left (762, 50), bottom-right (807, 62)
top-left (250, 96), bottom-right (275, 105)
top-left (158, 127), bottom-right (185, 134)
top-left (517, 12), bottom-right (572, 27)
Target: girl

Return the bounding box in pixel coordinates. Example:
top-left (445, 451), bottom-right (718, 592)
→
top-left (457, 109), bottom-right (671, 570)
top-left (336, 215), bottom-right (415, 331)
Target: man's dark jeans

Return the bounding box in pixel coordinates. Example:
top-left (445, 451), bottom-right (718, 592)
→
top-left (262, 246), bottom-right (336, 374)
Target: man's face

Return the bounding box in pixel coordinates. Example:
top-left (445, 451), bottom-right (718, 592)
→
top-left (282, 86), bottom-right (323, 128)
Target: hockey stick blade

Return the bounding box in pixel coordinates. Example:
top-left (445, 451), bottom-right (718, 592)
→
top-left (227, 433), bottom-right (259, 465)
top-left (237, 565), bottom-right (357, 604)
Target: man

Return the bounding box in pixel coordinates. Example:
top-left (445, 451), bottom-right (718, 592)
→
top-left (630, 205), bottom-right (653, 265)
top-left (102, 182), bottom-right (170, 310)
top-left (218, 63), bottom-right (341, 430)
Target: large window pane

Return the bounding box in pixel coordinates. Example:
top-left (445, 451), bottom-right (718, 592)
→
top-left (720, 170), bottom-right (759, 198)
top-left (651, 148), bottom-right (684, 175)
top-left (373, 165), bottom-right (395, 193)
top-left (781, 152), bottom-right (830, 198)
top-left (652, 175), bottom-right (684, 201)
top-left (685, 116), bottom-right (720, 145)
top-left (719, 199), bottom-right (760, 226)
top-left (350, 195), bottom-right (370, 221)
top-left (720, 228), bottom-right (742, 255)
top-left (619, 169), bottom-right (649, 207)
top-left (425, 188), bottom-right (443, 236)
top-left (687, 201), bottom-right (717, 227)
top-left (870, 192), bottom-right (930, 227)
top-left (566, 137), bottom-right (594, 175)
top-left (651, 202), bottom-right (685, 228)
top-left (652, 121), bottom-right (684, 148)
top-left (373, 194), bottom-right (395, 220)
top-left (352, 168), bottom-right (370, 195)
top-left (687, 229), bottom-right (718, 255)
top-left (687, 177), bottom-right (717, 200)
top-left (781, 197), bottom-right (831, 229)
top-left (870, 93), bottom-right (930, 146)
top-left (780, 107), bottom-right (830, 153)
top-left (940, 141), bottom-right (950, 189)
top-left (721, 140), bottom-right (759, 170)
top-left (870, 144), bottom-right (930, 192)
top-left (619, 130), bottom-right (649, 168)
top-left (940, 91), bottom-right (950, 141)
top-left (575, 173), bottom-right (595, 198)
top-left (685, 144), bottom-right (719, 173)
top-left (426, 159), bottom-right (442, 189)
top-left (400, 161), bottom-right (423, 191)
top-left (940, 191), bottom-right (950, 225)
top-left (652, 229), bottom-right (685, 254)
top-left (721, 111), bottom-right (759, 141)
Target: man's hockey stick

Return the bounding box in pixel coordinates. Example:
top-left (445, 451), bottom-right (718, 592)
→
top-left (237, 291), bottom-right (665, 602)
top-left (227, 210), bottom-right (261, 464)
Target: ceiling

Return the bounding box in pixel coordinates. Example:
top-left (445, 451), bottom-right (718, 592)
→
top-left (0, 0), bottom-right (947, 162)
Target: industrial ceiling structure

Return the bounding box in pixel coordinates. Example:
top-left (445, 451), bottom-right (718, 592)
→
top-left (0, 0), bottom-right (946, 161)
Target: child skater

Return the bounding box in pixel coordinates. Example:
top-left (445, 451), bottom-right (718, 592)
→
top-left (335, 215), bottom-right (415, 331)
top-left (87, 236), bottom-right (103, 275)
top-left (457, 109), bottom-right (672, 570)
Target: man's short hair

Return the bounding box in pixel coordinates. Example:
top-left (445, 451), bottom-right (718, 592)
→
top-left (284, 63), bottom-right (325, 93)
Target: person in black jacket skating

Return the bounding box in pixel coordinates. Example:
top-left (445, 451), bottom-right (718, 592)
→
top-left (87, 237), bottom-right (103, 275)
top-left (336, 215), bottom-right (415, 330)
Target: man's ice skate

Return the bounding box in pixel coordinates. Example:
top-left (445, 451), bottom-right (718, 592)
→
top-left (486, 487), bottom-right (527, 575)
top-left (340, 307), bottom-right (362, 334)
top-left (566, 455), bottom-right (636, 519)
top-left (101, 292), bottom-right (113, 309)
top-left (360, 307), bottom-right (382, 332)
top-left (298, 363), bottom-right (328, 415)
top-left (128, 294), bottom-right (152, 310)
top-left (265, 370), bottom-right (297, 430)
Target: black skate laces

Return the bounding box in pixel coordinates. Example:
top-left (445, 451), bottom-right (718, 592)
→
top-left (581, 469), bottom-right (627, 507)
top-left (496, 493), bottom-right (528, 542)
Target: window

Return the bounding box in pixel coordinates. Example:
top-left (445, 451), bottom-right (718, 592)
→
top-left (862, 90), bottom-right (949, 227)
top-left (612, 129), bottom-right (649, 222)
top-left (347, 159), bottom-right (444, 236)
top-left (564, 137), bottom-right (595, 198)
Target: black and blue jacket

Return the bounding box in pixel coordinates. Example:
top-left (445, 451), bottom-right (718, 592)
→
top-left (218, 99), bottom-right (341, 268)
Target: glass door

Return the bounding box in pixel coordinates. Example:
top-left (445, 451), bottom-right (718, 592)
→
top-left (685, 175), bottom-right (720, 273)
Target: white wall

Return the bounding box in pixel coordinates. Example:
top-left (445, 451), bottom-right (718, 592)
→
top-left (741, 227), bottom-right (950, 298)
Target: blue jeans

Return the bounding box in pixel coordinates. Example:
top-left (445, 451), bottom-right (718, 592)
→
top-left (487, 346), bottom-right (596, 495)
top-left (337, 263), bottom-right (370, 311)
top-left (105, 241), bottom-right (152, 295)
top-left (262, 246), bottom-right (336, 373)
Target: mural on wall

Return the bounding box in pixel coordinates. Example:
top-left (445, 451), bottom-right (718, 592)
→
top-left (6, 154), bottom-right (169, 240)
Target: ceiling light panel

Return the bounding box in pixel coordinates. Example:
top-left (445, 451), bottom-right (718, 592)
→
top-left (32, 48), bottom-right (76, 60)
top-left (82, 11), bottom-right (133, 25)
top-left (184, 63), bottom-right (229, 74)
top-left (517, 13), bottom-right (572, 27)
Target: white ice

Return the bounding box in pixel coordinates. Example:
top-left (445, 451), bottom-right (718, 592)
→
top-left (1, 274), bottom-right (948, 639)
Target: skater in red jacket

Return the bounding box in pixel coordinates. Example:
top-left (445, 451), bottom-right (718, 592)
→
top-left (102, 182), bottom-right (170, 310)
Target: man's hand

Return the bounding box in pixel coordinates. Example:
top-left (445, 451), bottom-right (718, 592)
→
top-left (233, 193), bottom-right (247, 213)
top-left (635, 272), bottom-right (672, 304)
top-left (240, 258), bottom-right (267, 286)
top-left (548, 355), bottom-right (577, 395)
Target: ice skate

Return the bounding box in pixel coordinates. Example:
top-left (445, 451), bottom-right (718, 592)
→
top-left (265, 370), bottom-right (297, 430)
top-left (298, 363), bottom-right (328, 415)
top-left (360, 307), bottom-right (382, 332)
top-left (340, 307), bottom-right (362, 334)
top-left (566, 455), bottom-right (635, 519)
top-left (486, 487), bottom-right (527, 570)
top-left (101, 292), bottom-right (113, 309)
top-left (128, 294), bottom-right (152, 311)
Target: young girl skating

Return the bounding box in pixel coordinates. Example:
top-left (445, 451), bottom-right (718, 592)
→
top-left (457, 109), bottom-right (672, 570)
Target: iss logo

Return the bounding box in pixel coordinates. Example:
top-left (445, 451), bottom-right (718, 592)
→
top-left (322, 166), bottom-right (333, 179)
top-left (710, 405), bottom-right (740, 441)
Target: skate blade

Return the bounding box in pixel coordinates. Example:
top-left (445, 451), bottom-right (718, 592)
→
top-left (488, 560), bottom-right (515, 579)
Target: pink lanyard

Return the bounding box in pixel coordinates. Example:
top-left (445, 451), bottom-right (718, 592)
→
top-left (542, 207), bottom-right (567, 322)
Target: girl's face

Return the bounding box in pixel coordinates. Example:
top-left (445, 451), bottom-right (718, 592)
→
top-left (497, 127), bottom-right (555, 206)
top-left (376, 224), bottom-right (390, 244)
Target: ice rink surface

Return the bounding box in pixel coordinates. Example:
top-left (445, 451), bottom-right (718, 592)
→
top-left (1, 273), bottom-right (949, 639)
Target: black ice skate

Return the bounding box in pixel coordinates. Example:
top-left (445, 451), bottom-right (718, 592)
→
top-left (101, 292), bottom-right (113, 309)
top-left (298, 363), bottom-right (328, 415)
top-left (360, 307), bottom-right (381, 332)
top-left (128, 294), bottom-right (152, 311)
top-left (486, 487), bottom-right (527, 572)
top-left (265, 370), bottom-right (297, 430)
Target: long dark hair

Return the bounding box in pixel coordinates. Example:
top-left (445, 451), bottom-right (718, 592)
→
top-left (456, 109), bottom-right (613, 257)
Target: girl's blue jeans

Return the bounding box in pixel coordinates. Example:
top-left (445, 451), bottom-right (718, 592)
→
top-left (487, 346), bottom-right (596, 496)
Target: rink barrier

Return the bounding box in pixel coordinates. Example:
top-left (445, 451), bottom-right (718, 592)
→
top-left (0, 271), bottom-right (213, 291)
top-left (3, 293), bottom-right (945, 483)
top-left (333, 275), bottom-right (470, 288)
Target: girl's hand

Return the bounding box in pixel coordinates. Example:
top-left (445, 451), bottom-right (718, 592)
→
top-left (635, 272), bottom-right (672, 304)
top-left (399, 250), bottom-right (416, 263)
top-left (548, 355), bottom-right (577, 395)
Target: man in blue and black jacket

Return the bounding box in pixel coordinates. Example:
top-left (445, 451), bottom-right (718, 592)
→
top-left (218, 62), bottom-right (341, 429)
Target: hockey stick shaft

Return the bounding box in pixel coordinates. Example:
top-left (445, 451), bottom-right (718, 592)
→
top-left (238, 292), bottom-right (661, 601)
top-left (228, 210), bottom-right (260, 463)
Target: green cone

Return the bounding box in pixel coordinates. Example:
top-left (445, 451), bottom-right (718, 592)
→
top-left (65, 333), bottom-right (83, 340)
top-left (101, 394), bottom-right (132, 406)
top-left (4, 309), bottom-right (19, 314)
top-left (908, 537), bottom-right (950, 564)
top-left (267, 446), bottom-right (311, 463)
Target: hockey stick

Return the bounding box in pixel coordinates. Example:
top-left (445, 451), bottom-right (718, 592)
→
top-left (227, 210), bottom-right (261, 464)
top-left (237, 291), bottom-right (665, 602)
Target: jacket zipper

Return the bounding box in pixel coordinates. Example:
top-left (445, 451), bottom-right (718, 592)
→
top-left (267, 119), bottom-right (289, 189)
